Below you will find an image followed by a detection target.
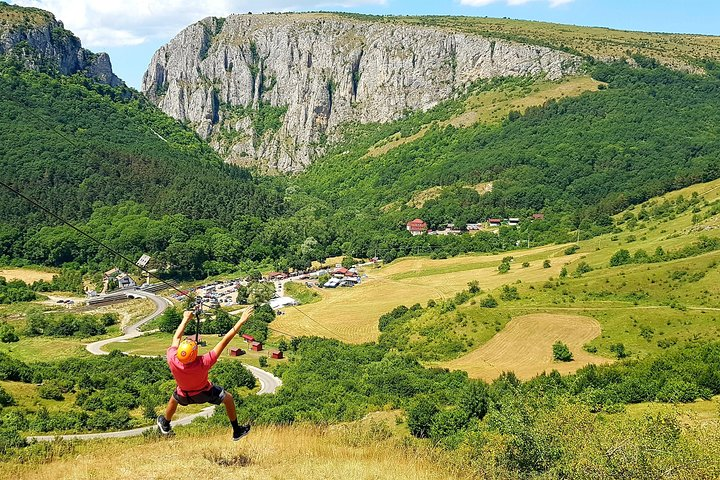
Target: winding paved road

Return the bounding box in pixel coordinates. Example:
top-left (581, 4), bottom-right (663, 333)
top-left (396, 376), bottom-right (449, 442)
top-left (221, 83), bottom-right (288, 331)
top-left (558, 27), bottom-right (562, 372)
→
top-left (28, 289), bottom-right (282, 442)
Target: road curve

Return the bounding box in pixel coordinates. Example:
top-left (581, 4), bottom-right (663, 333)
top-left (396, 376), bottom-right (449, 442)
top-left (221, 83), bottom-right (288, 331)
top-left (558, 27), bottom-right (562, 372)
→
top-left (28, 291), bottom-right (281, 442)
top-left (85, 290), bottom-right (171, 355)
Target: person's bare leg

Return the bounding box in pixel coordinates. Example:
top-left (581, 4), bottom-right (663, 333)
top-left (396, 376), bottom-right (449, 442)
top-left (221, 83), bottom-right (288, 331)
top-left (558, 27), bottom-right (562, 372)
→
top-left (164, 396), bottom-right (179, 421)
top-left (223, 392), bottom-right (237, 421)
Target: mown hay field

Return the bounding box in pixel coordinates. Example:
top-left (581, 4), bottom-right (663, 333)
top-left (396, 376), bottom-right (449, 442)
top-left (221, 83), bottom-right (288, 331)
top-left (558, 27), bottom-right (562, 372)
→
top-left (441, 313), bottom-right (610, 380)
top-left (273, 244), bottom-right (575, 343)
top-left (0, 268), bottom-right (55, 283)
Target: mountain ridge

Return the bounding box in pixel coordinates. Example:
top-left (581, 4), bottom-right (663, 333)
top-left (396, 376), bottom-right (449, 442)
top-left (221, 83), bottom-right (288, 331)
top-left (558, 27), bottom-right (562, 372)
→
top-left (142, 13), bottom-right (581, 172)
top-left (0, 1), bottom-right (122, 86)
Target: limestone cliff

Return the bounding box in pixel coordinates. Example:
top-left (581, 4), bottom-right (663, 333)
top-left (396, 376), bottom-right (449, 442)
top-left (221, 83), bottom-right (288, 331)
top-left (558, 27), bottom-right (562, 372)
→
top-left (142, 13), bottom-right (581, 172)
top-left (0, 2), bottom-right (122, 86)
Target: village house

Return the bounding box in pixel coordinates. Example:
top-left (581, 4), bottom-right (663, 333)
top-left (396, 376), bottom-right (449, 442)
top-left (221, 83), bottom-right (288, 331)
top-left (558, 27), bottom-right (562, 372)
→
top-left (508, 217), bottom-right (520, 227)
top-left (406, 218), bottom-right (428, 236)
top-left (532, 213), bottom-right (545, 220)
top-left (487, 218), bottom-right (503, 227)
top-left (466, 223), bottom-right (482, 231)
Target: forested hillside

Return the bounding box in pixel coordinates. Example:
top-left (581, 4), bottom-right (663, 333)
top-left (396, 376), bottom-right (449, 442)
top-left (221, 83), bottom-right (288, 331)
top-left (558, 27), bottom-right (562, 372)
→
top-left (294, 61), bottom-right (720, 252)
top-left (0, 62), bottom-right (289, 276)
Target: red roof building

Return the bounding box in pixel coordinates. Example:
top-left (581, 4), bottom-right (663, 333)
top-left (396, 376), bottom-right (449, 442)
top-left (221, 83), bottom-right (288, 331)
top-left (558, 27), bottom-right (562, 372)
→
top-left (406, 218), bottom-right (428, 236)
top-left (241, 334), bottom-right (255, 342)
top-left (270, 351), bottom-right (284, 360)
top-left (532, 213), bottom-right (545, 220)
top-left (229, 347), bottom-right (245, 357)
top-left (250, 341), bottom-right (263, 352)
top-left (487, 218), bottom-right (502, 226)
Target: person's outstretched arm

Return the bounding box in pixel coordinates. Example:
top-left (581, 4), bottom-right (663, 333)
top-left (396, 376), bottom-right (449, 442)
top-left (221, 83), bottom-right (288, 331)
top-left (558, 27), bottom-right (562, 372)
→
top-left (213, 306), bottom-right (254, 357)
top-left (171, 310), bottom-right (193, 348)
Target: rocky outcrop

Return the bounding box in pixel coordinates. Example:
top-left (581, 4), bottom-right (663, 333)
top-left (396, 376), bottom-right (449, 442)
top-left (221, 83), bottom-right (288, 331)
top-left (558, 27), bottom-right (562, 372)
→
top-left (0, 2), bottom-right (122, 86)
top-left (143, 14), bottom-right (581, 171)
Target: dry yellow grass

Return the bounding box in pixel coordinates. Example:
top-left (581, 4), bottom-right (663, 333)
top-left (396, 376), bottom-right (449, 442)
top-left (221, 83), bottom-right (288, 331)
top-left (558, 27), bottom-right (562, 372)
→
top-left (274, 244), bottom-right (574, 343)
top-left (6, 425), bottom-right (472, 480)
top-left (0, 268), bottom-right (55, 283)
top-left (88, 297), bottom-right (157, 329)
top-left (442, 313), bottom-right (611, 381)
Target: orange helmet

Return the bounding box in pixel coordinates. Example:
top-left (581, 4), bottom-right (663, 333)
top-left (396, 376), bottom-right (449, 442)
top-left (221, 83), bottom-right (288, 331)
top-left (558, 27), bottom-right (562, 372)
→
top-left (176, 339), bottom-right (198, 364)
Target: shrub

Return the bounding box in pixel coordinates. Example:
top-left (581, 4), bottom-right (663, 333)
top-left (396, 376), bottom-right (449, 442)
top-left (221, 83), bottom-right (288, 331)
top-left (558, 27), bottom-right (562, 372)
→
top-left (610, 249), bottom-right (631, 266)
top-left (553, 341), bottom-right (573, 362)
top-left (0, 323), bottom-right (18, 343)
top-left (522, 262), bottom-right (530, 268)
top-left (564, 245), bottom-right (580, 255)
top-left (38, 382), bottom-right (64, 401)
top-left (259, 356), bottom-right (268, 368)
top-left (610, 343), bottom-right (628, 359)
top-left (543, 260), bottom-right (551, 268)
top-left (480, 296), bottom-right (498, 308)
top-left (0, 385), bottom-right (14, 406)
top-left (573, 261), bottom-right (593, 277)
top-left (500, 285), bottom-right (520, 301)
top-left (467, 281), bottom-right (481, 294)
top-left (498, 262), bottom-right (510, 274)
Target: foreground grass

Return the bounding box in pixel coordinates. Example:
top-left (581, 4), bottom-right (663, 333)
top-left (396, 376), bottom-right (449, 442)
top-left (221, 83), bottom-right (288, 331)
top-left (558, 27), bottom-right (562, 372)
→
top-left (5, 423), bottom-right (471, 480)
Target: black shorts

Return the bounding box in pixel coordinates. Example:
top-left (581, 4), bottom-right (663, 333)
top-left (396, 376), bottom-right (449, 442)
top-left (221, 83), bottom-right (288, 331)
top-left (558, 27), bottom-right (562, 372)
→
top-left (173, 385), bottom-right (226, 406)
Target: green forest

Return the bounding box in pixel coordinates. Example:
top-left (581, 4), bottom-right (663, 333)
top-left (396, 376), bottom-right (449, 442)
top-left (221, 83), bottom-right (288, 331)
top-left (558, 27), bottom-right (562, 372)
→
top-left (3, 58), bottom-right (720, 278)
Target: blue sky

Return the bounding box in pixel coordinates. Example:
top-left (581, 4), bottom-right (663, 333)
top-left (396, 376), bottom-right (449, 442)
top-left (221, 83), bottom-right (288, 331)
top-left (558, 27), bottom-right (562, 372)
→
top-left (10, 1), bottom-right (720, 88)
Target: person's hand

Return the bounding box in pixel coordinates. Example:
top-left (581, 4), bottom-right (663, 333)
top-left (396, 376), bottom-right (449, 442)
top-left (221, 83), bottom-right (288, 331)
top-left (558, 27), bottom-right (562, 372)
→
top-left (241, 305), bottom-right (255, 320)
top-left (182, 310), bottom-right (194, 323)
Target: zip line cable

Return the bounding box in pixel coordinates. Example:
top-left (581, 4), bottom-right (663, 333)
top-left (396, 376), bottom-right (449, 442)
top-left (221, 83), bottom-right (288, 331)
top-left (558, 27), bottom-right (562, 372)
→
top-left (1, 97), bottom-right (347, 341)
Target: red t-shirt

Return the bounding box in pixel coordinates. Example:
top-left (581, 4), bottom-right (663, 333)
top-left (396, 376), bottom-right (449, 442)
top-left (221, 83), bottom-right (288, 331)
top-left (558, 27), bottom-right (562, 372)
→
top-left (166, 346), bottom-right (218, 396)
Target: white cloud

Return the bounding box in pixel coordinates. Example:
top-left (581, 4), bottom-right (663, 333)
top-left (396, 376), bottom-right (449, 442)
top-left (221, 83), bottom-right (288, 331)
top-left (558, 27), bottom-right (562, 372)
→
top-left (10, 0), bottom-right (387, 48)
top-left (460, 0), bottom-right (574, 7)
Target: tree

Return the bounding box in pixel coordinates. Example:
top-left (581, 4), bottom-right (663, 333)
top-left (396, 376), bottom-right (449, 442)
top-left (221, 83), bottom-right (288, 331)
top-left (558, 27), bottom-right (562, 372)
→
top-left (407, 396), bottom-right (439, 438)
top-left (341, 256), bottom-right (355, 269)
top-left (467, 280), bottom-right (481, 294)
top-left (247, 281), bottom-right (275, 306)
top-left (156, 307), bottom-right (182, 333)
top-left (553, 341), bottom-right (573, 362)
top-left (610, 249), bottom-right (632, 266)
top-left (498, 261), bottom-right (510, 274)
top-left (277, 338), bottom-right (289, 352)
top-left (317, 273), bottom-right (330, 286)
top-left (259, 356), bottom-right (268, 368)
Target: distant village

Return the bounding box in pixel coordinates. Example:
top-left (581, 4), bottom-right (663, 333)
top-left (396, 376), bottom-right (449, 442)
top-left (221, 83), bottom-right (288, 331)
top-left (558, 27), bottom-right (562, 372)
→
top-left (406, 214), bottom-right (544, 236)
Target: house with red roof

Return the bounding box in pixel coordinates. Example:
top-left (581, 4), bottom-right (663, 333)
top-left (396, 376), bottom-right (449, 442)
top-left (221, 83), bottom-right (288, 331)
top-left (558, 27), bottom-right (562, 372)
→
top-left (406, 218), bottom-right (428, 236)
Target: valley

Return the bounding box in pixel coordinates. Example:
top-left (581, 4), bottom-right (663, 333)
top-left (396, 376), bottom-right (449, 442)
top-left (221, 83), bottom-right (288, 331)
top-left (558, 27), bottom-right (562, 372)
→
top-left (1, 2), bottom-right (720, 478)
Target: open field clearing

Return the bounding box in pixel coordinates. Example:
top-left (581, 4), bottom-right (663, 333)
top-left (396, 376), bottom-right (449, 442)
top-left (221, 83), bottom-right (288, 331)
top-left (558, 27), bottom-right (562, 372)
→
top-left (5, 424), bottom-right (471, 480)
top-left (0, 268), bottom-right (55, 283)
top-left (442, 313), bottom-right (610, 380)
top-left (274, 245), bottom-right (575, 343)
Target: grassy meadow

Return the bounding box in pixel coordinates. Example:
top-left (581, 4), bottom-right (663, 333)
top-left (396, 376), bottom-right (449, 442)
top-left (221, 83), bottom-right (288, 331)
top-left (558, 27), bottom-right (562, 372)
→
top-left (275, 177), bottom-right (720, 380)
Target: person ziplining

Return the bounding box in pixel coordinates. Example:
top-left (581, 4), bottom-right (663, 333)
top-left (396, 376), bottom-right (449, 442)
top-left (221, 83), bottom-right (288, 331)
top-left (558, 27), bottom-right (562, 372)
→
top-left (156, 306), bottom-right (254, 441)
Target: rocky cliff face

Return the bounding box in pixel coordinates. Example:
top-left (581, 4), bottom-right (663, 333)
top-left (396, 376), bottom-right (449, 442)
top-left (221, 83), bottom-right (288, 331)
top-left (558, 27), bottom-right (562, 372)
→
top-left (0, 2), bottom-right (122, 86)
top-left (143, 14), bottom-right (580, 172)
